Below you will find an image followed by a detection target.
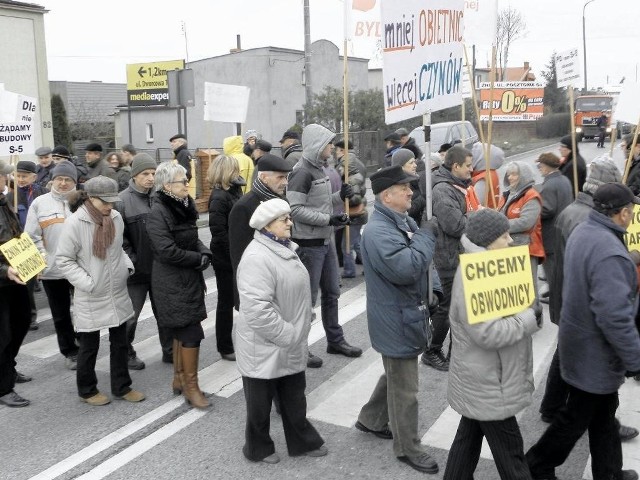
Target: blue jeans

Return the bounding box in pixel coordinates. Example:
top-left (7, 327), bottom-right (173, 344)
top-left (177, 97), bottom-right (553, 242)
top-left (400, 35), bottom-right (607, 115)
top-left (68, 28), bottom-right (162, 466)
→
top-left (297, 241), bottom-right (344, 345)
top-left (342, 225), bottom-right (362, 277)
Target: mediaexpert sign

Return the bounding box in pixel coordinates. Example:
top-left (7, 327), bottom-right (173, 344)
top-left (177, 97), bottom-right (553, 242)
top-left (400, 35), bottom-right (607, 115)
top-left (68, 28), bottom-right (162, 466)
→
top-left (0, 89), bottom-right (37, 156)
top-left (126, 59), bottom-right (185, 107)
top-left (459, 245), bottom-right (534, 324)
top-left (625, 204), bottom-right (640, 253)
top-left (0, 233), bottom-right (46, 282)
top-left (479, 82), bottom-right (544, 121)
top-left (381, 0), bottom-right (464, 124)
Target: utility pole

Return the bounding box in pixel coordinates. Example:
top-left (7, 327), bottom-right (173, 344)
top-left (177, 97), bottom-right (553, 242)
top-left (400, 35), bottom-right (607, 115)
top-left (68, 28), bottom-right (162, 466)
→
top-left (303, 0), bottom-right (312, 124)
top-left (582, 0), bottom-right (596, 91)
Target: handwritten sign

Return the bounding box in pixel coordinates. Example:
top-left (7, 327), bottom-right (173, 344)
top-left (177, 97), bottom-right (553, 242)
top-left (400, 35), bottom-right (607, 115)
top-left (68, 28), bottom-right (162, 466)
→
top-left (0, 90), bottom-right (38, 156)
top-left (625, 204), bottom-right (640, 252)
top-left (460, 245), bottom-right (533, 324)
top-left (381, 0), bottom-right (464, 123)
top-left (555, 48), bottom-right (581, 89)
top-left (203, 82), bottom-right (250, 123)
top-left (0, 233), bottom-right (46, 282)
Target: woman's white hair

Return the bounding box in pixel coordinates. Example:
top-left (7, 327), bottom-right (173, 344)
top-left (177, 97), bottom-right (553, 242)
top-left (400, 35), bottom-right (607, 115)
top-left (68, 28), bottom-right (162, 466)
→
top-left (155, 161), bottom-right (186, 190)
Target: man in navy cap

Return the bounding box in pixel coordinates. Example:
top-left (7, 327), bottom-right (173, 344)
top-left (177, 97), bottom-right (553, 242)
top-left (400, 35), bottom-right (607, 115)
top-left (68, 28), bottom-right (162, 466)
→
top-left (169, 134), bottom-right (193, 181)
top-left (356, 165), bottom-right (441, 474)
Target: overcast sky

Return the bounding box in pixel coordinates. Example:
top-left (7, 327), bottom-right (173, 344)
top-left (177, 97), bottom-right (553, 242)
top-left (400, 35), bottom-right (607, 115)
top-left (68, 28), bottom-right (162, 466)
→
top-left (38, 0), bottom-right (638, 89)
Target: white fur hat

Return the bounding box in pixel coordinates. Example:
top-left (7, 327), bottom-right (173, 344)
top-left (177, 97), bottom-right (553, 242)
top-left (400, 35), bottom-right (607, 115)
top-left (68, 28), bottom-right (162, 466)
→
top-left (249, 198), bottom-right (291, 230)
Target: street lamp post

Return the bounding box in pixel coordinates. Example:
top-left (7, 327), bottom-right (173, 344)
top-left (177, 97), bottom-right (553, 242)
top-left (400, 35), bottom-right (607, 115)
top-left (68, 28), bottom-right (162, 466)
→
top-left (582, 0), bottom-right (596, 91)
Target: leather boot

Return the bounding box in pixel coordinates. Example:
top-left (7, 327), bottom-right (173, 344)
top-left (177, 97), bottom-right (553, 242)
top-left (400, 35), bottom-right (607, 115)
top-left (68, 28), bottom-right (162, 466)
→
top-left (180, 346), bottom-right (210, 409)
top-left (172, 339), bottom-right (183, 395)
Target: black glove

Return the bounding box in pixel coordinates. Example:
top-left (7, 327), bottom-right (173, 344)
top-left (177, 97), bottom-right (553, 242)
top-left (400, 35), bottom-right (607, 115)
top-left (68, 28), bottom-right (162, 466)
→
top-left (195, 255), bottom-right (211, 272)
top-left (533, 303), bottom-right (544, 327)
top-left (329, 213), bottom-right (351, 226)
top-left (420, 217), bottom-right (439, 239)
top-left (340, 183), bottom-right (354, 200)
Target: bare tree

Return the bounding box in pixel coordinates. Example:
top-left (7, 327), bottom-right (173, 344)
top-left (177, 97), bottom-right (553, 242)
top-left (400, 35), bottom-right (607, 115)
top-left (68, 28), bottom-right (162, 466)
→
top-left (495, 7), bottom-right (527, 81)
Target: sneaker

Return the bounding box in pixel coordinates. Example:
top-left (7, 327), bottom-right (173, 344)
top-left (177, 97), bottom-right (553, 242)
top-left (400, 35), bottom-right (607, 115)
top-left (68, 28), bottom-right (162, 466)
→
top-left (421, 349), bottom-right (449, 371)
top-left (307, 352), bottom-right (323, 368)
top-left (116, 390), bottom-right (146, 403)
top-left (0, 391), bottom-right (30, 407)
top-left (304, 445), bottom-right (328, 457)
top-left (65, 354), bottom-right (78, 371)
top-left (80, 392), bottom-right (110, 406)
top-left (398, 452), bottom-right (439, 474)
top-left (128, 355), bottom-right (146, 370)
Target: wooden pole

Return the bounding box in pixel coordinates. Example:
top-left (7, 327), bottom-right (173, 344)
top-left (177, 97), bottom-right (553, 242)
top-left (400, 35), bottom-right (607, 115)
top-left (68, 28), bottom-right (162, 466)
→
top-left (463, 45), bottom-right (486, 147)
top-left (609, 126), bottom-right (617, 158)
top-left (484, 45), bottom-right (497, 209)
top-left (568, 87), bottom-right (579, 197)
top-left (11, 155), bottom-right (19, 213)
top-left (342, 4), bottom-right (350, 254)
top-left (622, 119), bottom-right (640, 184)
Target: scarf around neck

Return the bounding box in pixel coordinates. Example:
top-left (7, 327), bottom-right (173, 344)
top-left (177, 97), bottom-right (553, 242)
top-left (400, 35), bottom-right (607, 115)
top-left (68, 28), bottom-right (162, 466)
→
top-left (83, 199), bottom-right (115, 260)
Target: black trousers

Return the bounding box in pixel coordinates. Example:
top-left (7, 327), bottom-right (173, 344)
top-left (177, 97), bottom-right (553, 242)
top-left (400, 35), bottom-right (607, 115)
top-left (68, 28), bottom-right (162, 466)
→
top-left (526, 386), bottom-right (621, 480)
top-left (428, 269), bottom-right (455, 351)
top-left (0, 284), bottom-right (31, 396)
top-left (539, 347), bottom-right (569, 417)
top-left (444, 416), bottom-right (532, 480)
top-left (26, 277), bottom-right (37, 323)
top-left (126, 281), bottom-right (172, 357)
top-left (77, 322), bottom-right (132, 398)
top-left (211, 265), bottom-right (235, 355)
top-left (42, 279), bottom-right (78, 357)
top-left (241, 371), bottom-right (324, 461)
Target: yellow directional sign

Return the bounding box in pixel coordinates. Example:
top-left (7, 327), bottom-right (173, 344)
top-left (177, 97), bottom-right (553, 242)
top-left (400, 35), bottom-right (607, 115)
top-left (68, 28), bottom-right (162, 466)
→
top-left (126, 59), bottom-right (185, 106)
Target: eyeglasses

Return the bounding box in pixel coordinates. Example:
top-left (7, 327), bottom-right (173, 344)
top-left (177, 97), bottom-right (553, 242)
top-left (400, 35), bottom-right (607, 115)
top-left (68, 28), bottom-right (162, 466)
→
top-left (276, 215), bottom-right (292, 223)
top-left (169, 179), bottom-right (189, 186)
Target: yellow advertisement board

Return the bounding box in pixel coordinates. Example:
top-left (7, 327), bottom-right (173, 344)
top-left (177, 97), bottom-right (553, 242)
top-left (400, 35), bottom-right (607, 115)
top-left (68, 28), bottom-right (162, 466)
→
top-left (0, 233), bottom-right (46, 282)
top-left (459, 245), bottom-right (534, 324)
top-left (126, 59), bottom-right (184, 106)
top-left (625, 204), bottom-right (640, 252)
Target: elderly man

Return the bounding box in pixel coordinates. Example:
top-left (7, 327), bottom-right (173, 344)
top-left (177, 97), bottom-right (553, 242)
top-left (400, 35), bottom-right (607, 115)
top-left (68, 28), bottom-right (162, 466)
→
top-left (120, 144), bottom-right (137, 167)
top-left (280, 130), bottom-right (303, 169)
top-left (287, 124), bottom-right (361, 360)
top-left (84, 143), bottom-right (117, 183)
top-left (35, 146), bottom-right (55, 188)
top-left (169, 134), bottom-right (193, 181)
top-left (25, 160), bottom-right (80, 370)
top-left (116, 153), bottom-right (172, 369)
top-left (526, 183), bottom-right (640, 480)
top-left (356, 165), bottom-right (441, 474)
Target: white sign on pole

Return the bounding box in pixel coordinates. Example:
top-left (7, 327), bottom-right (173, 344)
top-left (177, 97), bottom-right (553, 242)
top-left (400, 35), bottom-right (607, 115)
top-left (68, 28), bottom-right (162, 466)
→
top-left (462, 66), bottom-right (472, 99)
top-left (0, 90), bottom-right (37, 156)
top-left (555, 49), bottom-right (581, 88)
top-left (381, 0), bottom-right (464, 124)
top-left (464, 0), bottom-right (497, 47)
top-left (203, 82), bottom-right (250, 123)
top-left (612, 82), bottom-right (640, 125)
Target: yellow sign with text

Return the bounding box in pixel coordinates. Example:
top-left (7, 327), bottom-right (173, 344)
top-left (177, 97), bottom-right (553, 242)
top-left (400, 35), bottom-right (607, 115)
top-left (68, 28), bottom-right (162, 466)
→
top-left (624, 204), bottom-right (640, 252)
top-left (0, 233), bottom-right (46, 282)
top-left (126, 59), bottom-right (184, 106)
top-left (460, 245), bottom-right (534, 324)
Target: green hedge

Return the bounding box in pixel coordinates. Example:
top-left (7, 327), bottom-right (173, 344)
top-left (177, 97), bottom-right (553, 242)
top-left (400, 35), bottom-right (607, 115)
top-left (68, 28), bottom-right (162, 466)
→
top-left (536, 113), bottom-right (570, 138)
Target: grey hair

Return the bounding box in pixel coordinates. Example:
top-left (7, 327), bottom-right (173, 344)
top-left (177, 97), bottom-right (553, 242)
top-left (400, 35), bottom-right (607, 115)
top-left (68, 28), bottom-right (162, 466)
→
top-left (155, 161), bottom-right (186, 190)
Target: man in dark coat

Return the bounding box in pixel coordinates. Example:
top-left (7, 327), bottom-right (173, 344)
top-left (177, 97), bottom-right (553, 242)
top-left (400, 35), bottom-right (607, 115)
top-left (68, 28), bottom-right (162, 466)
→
top-left (558, 135), bottom-right (587, 197)
top-left (279, 130), bottom-right (303, 169)
top-left (396, 127), bottom-right (424, 163)
top-left (35, 146), bottom-right (55, 189)
top-left (624, 134), bottom-right (640, 195)
top-left (526, 183), bottom-right (640, 480)
top-left (383, 132), bottom-right (402, 168)
top-left (83, 143), bottom-right (117, 184)
top-left (169, 134), bottom-right (193, 181)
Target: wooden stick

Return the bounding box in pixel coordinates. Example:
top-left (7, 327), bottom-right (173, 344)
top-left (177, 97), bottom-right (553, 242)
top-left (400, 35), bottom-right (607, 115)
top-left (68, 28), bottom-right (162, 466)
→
top-left (484, 45), bottom-right (497, 209)
top-left (568, 87), bottom-right (579, 197)
top-left (342, 37), bottom-right (350, 254)
top-left (622, 119), bottom-right (640, 184)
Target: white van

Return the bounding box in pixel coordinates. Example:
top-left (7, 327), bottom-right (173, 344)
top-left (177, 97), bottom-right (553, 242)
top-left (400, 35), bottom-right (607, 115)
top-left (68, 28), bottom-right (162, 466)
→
top-left (409, 121), bottom-right (479, 153)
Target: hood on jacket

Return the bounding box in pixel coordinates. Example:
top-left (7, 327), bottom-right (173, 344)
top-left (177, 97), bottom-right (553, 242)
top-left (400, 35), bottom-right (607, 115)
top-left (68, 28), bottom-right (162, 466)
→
top-left (223, 136), bottom-right (245, 156)
top-left (503, 160), bottom-right (536, 195)
top-left (301, 124), bottom-right (335, 168)
top-left (471, 142), bottom-right (505, 171)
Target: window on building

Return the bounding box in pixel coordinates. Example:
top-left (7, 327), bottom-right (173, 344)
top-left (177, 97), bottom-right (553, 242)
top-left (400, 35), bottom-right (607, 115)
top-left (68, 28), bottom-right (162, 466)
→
top-left (145, 123), bottom-right (154, 143)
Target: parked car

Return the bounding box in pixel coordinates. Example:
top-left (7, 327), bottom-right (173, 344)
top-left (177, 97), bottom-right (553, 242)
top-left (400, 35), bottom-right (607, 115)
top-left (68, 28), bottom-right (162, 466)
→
top-left (409, 120), bottom-right (479, 154)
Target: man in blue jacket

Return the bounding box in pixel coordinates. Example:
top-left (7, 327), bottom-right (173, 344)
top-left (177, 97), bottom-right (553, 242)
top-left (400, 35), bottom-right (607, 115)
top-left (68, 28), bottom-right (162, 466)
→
top-left (526, 183), bottom-right (640, 480)
top-left (355, 165), bottom-right (441, 475)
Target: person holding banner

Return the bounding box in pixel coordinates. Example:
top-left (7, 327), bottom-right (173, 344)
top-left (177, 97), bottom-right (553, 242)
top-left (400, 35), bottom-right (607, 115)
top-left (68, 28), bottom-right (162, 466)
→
top-left (526, 183), bottom-right (640, 480)
top-left (558, 136), bottom-right (587, 197)
top-left (623, 134), bottom-right (640, 195)
top-left (444, 208), bottom-right (542, 480)
top-left (0, 160), bottom-right (32, 408)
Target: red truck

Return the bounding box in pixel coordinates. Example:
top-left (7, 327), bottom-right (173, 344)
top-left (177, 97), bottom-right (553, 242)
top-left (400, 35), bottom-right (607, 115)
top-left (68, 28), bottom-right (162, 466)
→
top-left (574, 94), bottom-right (614, 142)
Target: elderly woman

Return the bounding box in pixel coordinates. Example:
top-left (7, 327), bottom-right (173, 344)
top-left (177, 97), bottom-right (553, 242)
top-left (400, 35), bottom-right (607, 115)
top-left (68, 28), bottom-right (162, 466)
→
top-left (208, 155), bottom-right (245, 361)
top-left (236, 198), bottom-right (326, 464)
top-left (498, 161), bottom-right (544, 303)
top-left (56, 176), bottom-right (145, 406)
top-left (444, 209), bottom-right (542, 480)
top-left (146, 161), bottom-right (212, 410)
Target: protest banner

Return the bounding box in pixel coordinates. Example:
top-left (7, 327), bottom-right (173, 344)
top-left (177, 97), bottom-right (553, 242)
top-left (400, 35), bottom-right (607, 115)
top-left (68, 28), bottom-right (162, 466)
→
top-left (459, 245), bottom-right (533, 324)
top-left (625, 204), bottom-right (640, 253)
top-left (380, 0), bottom-right (464, 123)
top-left (0, 233), bottom-right (46, 282)
top-left (0, 89), bottom-right (37, 156)
top-left (478, 81), bottom-right (544, 121)
top-left (203, 82), bottom-right (250, 124)
top-left (555, 48), bottom-right (581, 89)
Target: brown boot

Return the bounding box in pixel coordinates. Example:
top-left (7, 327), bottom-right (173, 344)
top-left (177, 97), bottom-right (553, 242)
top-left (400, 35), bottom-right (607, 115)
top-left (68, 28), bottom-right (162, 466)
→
top-left (172, 339), bottom-right (183, 395)
top-left (181, 346), bottom-right (210, 409)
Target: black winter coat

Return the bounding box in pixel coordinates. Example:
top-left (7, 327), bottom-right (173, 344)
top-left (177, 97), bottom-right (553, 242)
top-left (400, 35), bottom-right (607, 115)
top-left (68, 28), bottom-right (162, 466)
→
top-left (174, 144), bottom-right (193, 181)
top-left (146, 191), bottom-right (211, 328)
top-left (208, 183), bottom-right (243, 271)
top-left (559, 152), bottom-right (587, 197)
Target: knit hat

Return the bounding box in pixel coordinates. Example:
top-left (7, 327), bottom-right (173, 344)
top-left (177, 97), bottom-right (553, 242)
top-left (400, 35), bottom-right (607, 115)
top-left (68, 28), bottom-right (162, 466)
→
top-left (249, 198), bottom-right (291, 230)
top-left (583, 158), bottom-right (621, 195)
top-left (51, 145), bottom-right (71, 159)
top-left (536, 153), bottom-right (561, 169)
top-left (244, 129), bottom-right (261, 142)
top-left (130, 153), bottom-right (157, 178)
top-left (85, 143), bottom-right (103, 153)
top-left (84, 176), bottom-right (120, 203)
top-left (0, 159), bottom-right (14, 175)
top-left (254, 139), bottom-right (272, 152)
top-left (51, 160), bottom-right (78, 182)
top-left (391, 148), bottom-right (415, 167)
top-left (16, 160), bottom-right (36, 174)
top-left (466, 209), bottom-right (510, 248)
top-left (559, 135), bottom-right (573, 149)
top-left (430, 152), bottom-right (443, 170)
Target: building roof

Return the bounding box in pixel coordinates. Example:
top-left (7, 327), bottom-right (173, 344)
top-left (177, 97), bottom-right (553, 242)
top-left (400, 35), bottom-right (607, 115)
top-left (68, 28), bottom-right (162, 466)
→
top-left (476, 62), bottom-right (536, 82)
top-left (0, 0), bottom-right (46, 12)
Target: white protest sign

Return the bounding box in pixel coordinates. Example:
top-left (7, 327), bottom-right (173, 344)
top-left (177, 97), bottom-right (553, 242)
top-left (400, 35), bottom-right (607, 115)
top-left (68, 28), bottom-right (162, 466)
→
top-left (0, 90), bottom-right (37, 156)
top-left (381, 0), bottom-right (464, 124)
top-left (555, 48), bottom-right (581, 89)
top-left (463, 0), bottom-right (497, 48)
top-left (612, 82), bottom-right (640, 125)
top-left (203, 82), bottom-right (250, 123)
top-left (462, 66), bottom-right (472, 99)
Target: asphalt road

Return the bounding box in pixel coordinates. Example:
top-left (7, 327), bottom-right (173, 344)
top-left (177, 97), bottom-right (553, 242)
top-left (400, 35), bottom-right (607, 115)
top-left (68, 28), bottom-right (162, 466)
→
top-left (4, 137), bottom-right (639, 480)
